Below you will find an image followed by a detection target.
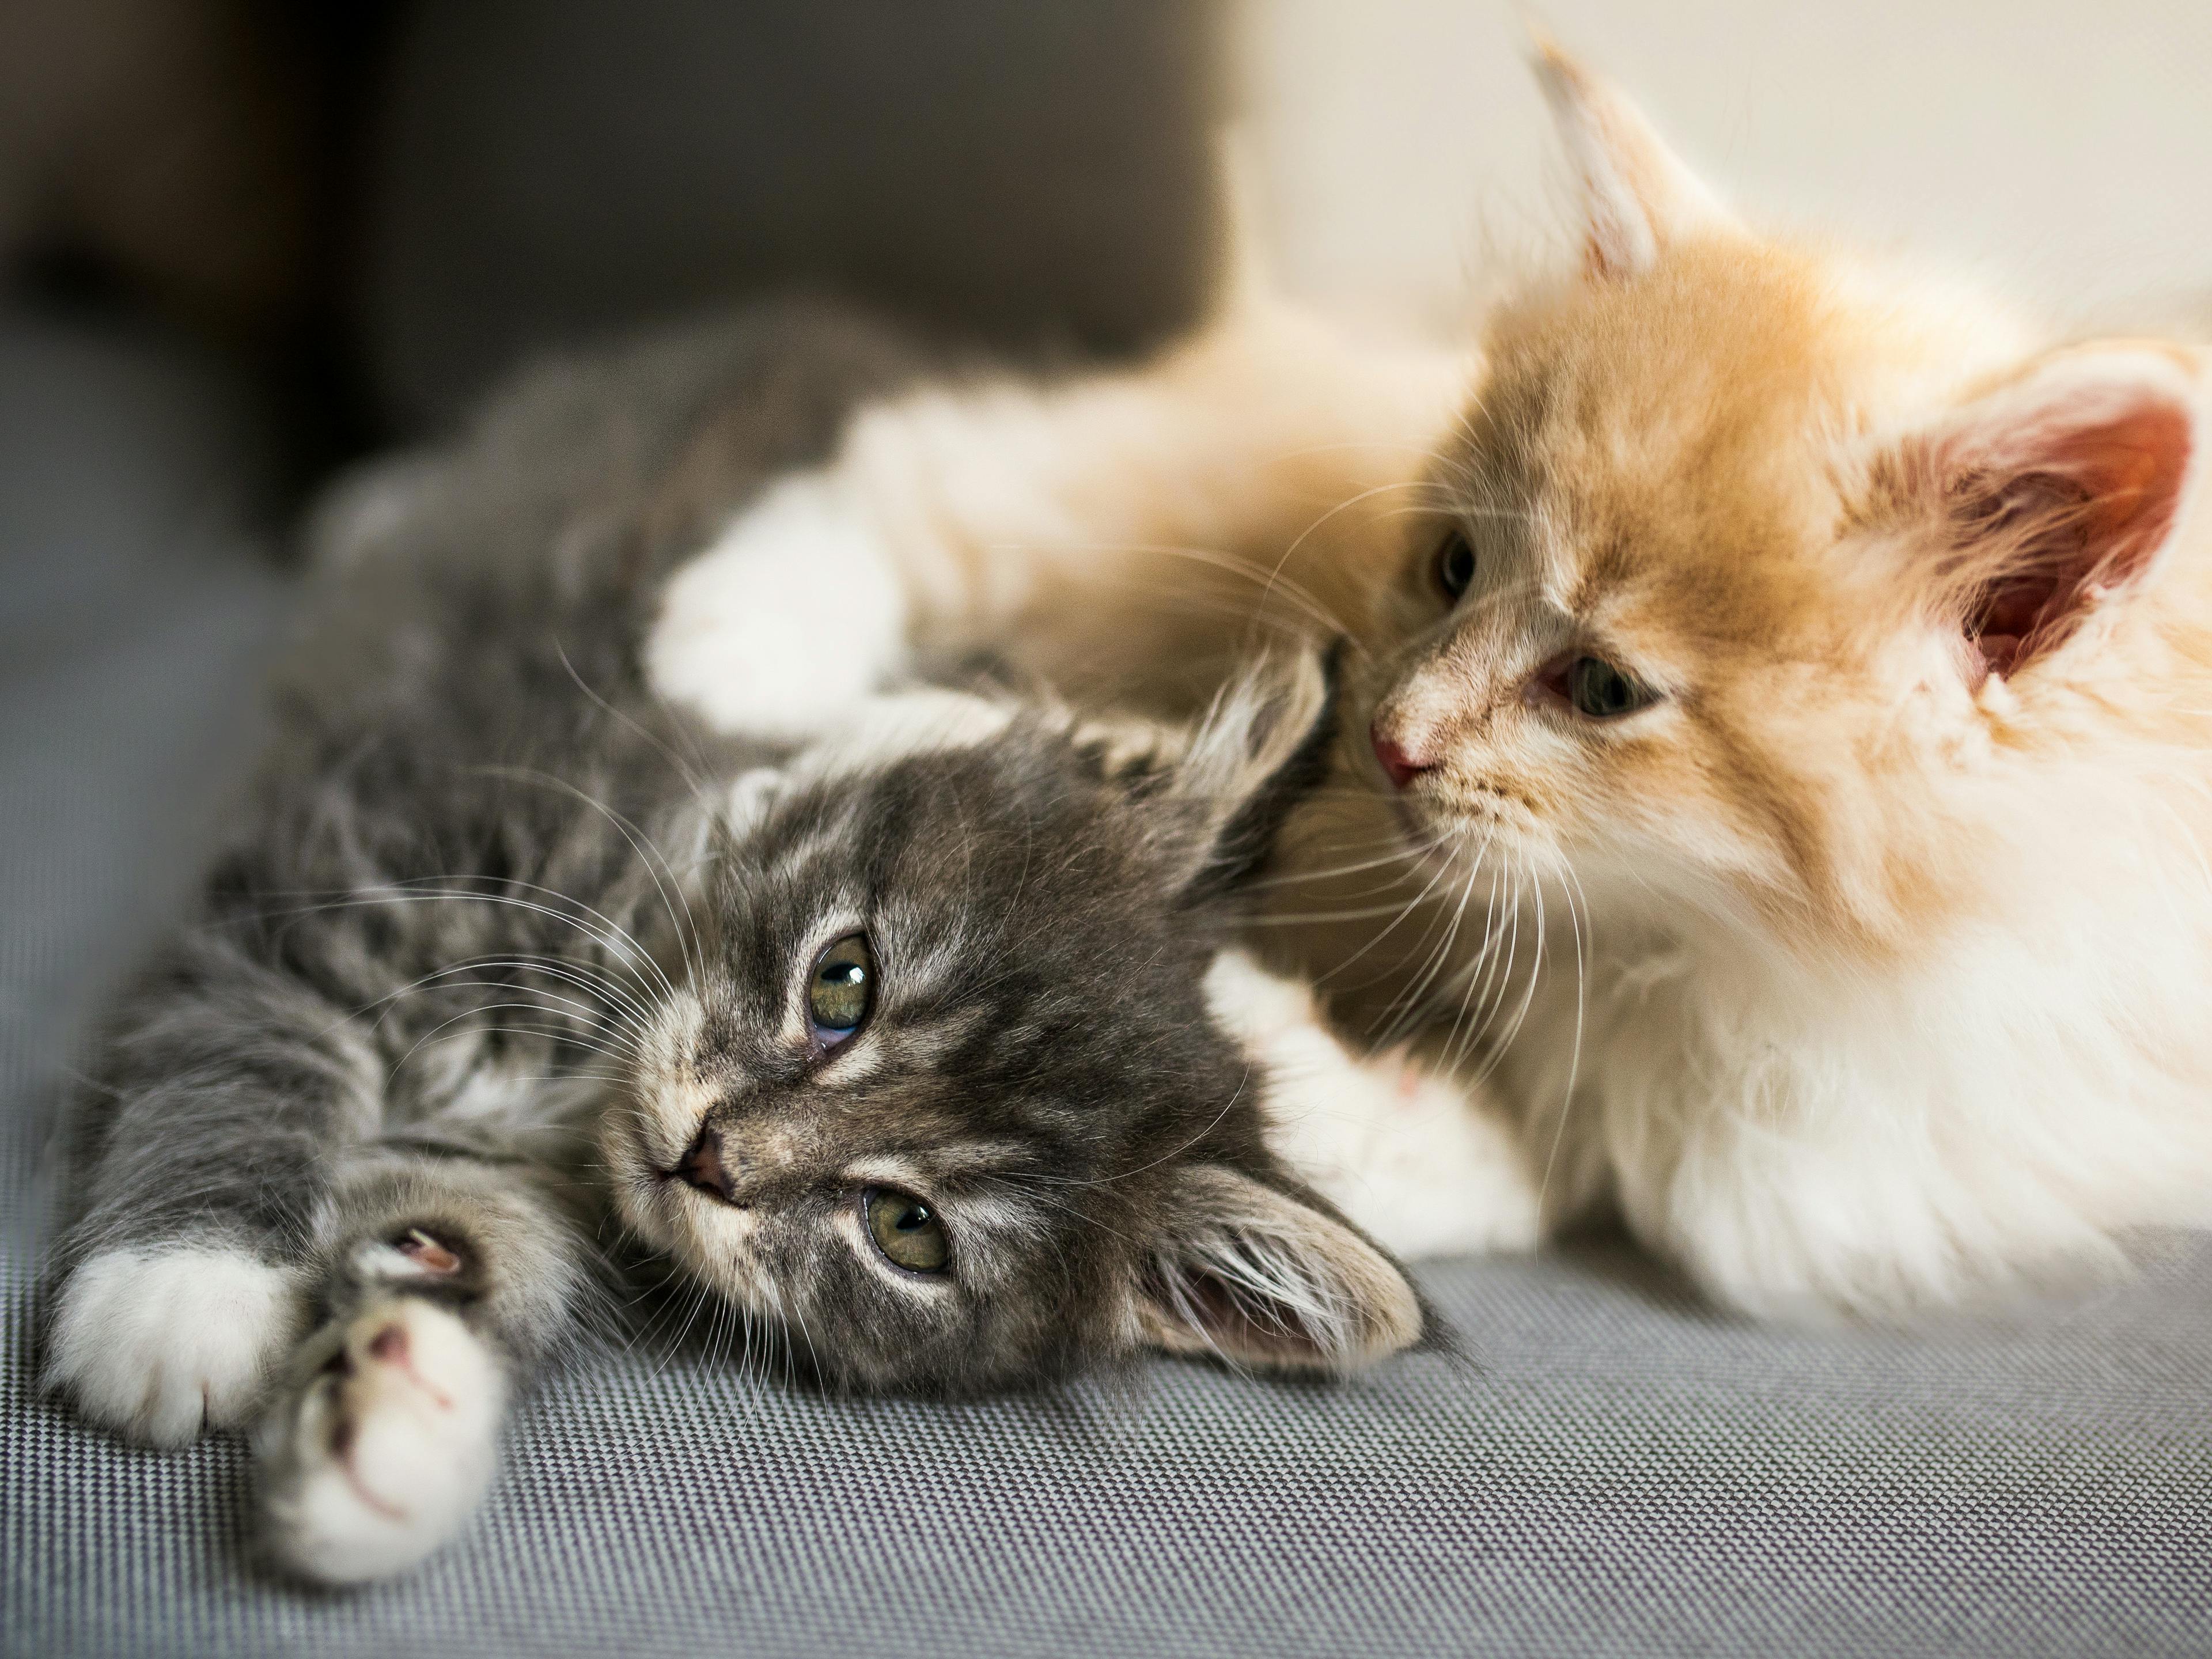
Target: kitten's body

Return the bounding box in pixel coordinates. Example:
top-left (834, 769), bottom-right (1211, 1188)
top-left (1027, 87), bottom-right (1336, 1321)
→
top-left (643, 58), bottom-right (2212, 1320)
top-left (1343, 68), bottom-right (2212, 1316)
top-left (47, 302), bottom-right (1433, 1585)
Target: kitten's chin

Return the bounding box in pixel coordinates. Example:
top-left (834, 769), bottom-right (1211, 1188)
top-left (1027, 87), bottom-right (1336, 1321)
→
top-left (1390, 800), bottom-right (1457, 882)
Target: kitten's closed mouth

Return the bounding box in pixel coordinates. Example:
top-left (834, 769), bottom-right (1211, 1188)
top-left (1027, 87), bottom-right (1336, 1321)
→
top-left (1392, 782), bottom-right (1541, 870)
top-left (1389, 791), bottom-right (1453, 874)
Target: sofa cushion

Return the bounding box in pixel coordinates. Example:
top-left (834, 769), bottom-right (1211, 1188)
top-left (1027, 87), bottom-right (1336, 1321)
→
top-left (2, 313), bottom-right (2208, 1659)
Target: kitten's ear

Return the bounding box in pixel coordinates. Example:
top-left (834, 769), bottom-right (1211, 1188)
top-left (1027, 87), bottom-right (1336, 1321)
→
top-left (1135, 1164), bottom-right (1423, 1374)
top-left (1888, 346), bottom-right (2202, 680)
top-left (1531, 38), bottom-right (1737, 281)
top-left (1169, 645), bottom-right (1341, 904)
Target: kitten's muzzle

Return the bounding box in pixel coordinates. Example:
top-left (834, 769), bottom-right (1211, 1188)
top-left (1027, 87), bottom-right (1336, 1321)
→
top-left (672, 1124), bottom-right (741, 1206)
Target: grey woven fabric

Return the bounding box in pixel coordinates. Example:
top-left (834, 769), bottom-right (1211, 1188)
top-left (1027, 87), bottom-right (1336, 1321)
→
top-left (3, 315), bottom-right (2210, 1659)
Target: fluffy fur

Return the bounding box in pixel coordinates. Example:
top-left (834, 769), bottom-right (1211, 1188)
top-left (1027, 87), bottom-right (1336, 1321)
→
top-left (1339, 47), bottom-right (2212, 1317)
top-left (646, 54), bottom-right (2212, 1321)
top-left (45, 303), bottom-right (1429, 1585)
top-left (639, 287), bottom-right (1468, 734)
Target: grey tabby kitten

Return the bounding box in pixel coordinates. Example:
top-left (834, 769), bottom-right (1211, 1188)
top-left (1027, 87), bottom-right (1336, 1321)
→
top-left (41, 302), bottom-right (1426, 1585)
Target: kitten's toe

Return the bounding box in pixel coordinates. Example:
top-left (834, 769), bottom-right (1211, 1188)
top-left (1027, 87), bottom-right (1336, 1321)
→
top-left (45, 1245), bottom-right (304, 1448)
top-left (259, 1296), bottom-right (505, 1585)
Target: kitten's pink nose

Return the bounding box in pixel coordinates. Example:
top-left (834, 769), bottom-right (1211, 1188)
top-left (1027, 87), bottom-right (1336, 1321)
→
top-left (676, 1125), bottom-right (736, 1203)
top-left (1371, 723), bottom-right (1434, 790)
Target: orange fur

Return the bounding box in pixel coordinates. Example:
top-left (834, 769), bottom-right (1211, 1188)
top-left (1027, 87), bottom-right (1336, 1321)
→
top-left (1357, 122), bottom-right (2212, 960)
top-left (646, 52), bottom-right (2212, 1313)
top-left (1287, 52), bottom-right (2212, 1313)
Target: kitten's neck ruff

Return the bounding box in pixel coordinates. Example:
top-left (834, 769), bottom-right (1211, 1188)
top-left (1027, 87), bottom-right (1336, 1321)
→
top-left (1489, 785), bottom-right (2212, 1317)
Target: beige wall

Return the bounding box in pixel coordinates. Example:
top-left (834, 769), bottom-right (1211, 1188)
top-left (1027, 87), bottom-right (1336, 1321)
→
top-left (1236, 0), bottom-right (2212, 336)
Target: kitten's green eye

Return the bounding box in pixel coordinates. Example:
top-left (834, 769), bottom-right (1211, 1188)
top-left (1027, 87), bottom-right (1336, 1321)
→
top-left (1567, 656), bottom-right (1658, 720)
top-left (1434, 531), bottom-right (1478, 603)
top-left (863, 1187), bottom-right (949, 1274)
top-left (808, 933), bottom-right (876, 1039)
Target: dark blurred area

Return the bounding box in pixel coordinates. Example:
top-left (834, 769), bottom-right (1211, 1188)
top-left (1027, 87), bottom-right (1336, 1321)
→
top-left (0, 0), bottom-right (1229, 1236)
top-left (2, 0), bottom-right (1229, 495)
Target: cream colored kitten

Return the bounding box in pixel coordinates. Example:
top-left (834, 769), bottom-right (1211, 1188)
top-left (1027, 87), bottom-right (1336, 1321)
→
top-left (1336, 49), bottom-right (2212, 1317)
top-left (647, 274), bottom-right (1469, 736)
top-left (647, 51), bottom-right (2212, 1319)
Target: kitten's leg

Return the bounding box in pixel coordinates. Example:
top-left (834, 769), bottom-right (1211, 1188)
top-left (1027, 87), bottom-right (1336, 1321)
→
top-left (43, 938), bottom-right (381, 1447)
top-left (1203, 950), bottom-right (1541, 1259)
top-left (647, 305), bottom-right (1465, 740)
top-left (257, 1154), bottom-right (597, 1585)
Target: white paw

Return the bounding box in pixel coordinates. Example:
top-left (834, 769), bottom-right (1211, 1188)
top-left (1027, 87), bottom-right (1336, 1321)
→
top-left (260, 1297), bottom-right (505, 1585)
top-left (1203, 948), bottom-right (1327, 1047)
top-left (1206, 950), bottom-right (1541, 1260)
top-left (1274, 1044), bottom-right (1543, 1260)
top-left (46, 1245), bottom-right (304, 1448)
top-left (646, 469), bottom-right (910, 740)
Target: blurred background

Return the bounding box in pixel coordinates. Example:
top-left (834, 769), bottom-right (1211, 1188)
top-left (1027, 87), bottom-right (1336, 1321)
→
top-left (7, 1), bottom-right (2212, 474)
top-left (2, 0), bottom-right (2211, 1163)
top-left (1250, 0), bottom-right (2212, 335)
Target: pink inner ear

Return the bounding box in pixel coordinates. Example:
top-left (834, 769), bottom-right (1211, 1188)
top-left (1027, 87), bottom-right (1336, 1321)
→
top-left (1949, 389), bottom-right (2194, 679)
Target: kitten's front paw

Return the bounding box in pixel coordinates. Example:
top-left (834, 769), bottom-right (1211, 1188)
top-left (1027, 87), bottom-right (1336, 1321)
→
top-left (45, 1245), bottom-right (304, 1448)
top-left (1207, 950), bottom-right (1541, 1260)
top-left (646, 469), bottom-right (909, 740)
top-left (1294, 1046), bottom-right (1543, 1260)
top-left (259, 1296), bottom-right (505, 1585)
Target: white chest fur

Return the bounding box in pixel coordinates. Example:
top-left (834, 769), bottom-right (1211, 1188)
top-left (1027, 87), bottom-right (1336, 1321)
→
top-left (1492, 877), bottom-right (2212, 1318)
